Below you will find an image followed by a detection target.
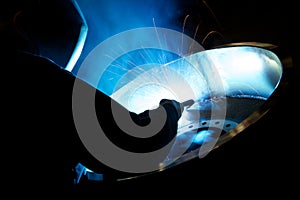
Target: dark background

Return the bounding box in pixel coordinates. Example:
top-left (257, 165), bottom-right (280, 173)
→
top-left (1, 0), bottom-right (299, 198)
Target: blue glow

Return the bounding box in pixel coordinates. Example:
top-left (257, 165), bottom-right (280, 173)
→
top-left (74, 162), bottom-right (104, 184)
top-left (110, 51), bottom-right (208, 113)
top-left (98, 49), bottom-right (180, 96)
top-left (193, 130), bottom-right (214, 144)
top-left (111, 46), bottom-right (282, 113)
top-left (71, 1), bottom-right (282, 115)
top-left (72, 0), bottom-right (182, 74)
top-left (68, 1), bottom-right (284, 172)
top-left (65, 0), bottom-right (88, 72)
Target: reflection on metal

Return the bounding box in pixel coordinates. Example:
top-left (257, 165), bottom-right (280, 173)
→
top-left (74, 162), bottom-right (104, 184)
top-left (111, 46), bottom-right (282, 111)
top-left (65, 0), bottom-right (88, 72)
top-left (108, 46), bottom-right (283, 173)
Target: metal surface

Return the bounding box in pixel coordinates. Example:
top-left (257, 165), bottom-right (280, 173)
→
top-left (109, 45), bottom-right (283, 174)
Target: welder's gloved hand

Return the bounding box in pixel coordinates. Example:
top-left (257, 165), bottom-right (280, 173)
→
top-left (122, 98), bottom-right (184, 153)
top-left (159, 99), bottom-right (183, 120)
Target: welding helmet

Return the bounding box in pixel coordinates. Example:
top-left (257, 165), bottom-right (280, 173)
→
top-left (4, 0), bottom-right (293, 184)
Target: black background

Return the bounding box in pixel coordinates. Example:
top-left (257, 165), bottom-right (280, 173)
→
top-left (1, 0), bottom-right (299, 198)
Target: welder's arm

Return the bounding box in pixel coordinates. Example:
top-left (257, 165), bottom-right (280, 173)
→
top-left (122, 99), bottom-right (183, 153)
top-left (95, 90), bottom-right (184, 153)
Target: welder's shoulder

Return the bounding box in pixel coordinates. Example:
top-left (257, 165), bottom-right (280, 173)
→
top-left (4, 51), bottom-right (75, 90)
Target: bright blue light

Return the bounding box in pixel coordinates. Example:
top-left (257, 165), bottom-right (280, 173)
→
top-left (65, 3), bottom-right (88, 72)
top-left (72, 0), bottom-right (182, 74)
top-left (74, 162), bottom-right (104, 184)
top-left (110, 50), bottom-right (208, 113)
top-left (111, 46), bottom-right (282, 113)
top-left (98, 48), bottom-right (180, 96)
top-left (193, 130), bottom-right (213, 144)
top-left (71, 1), bottom-right (282, 115)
